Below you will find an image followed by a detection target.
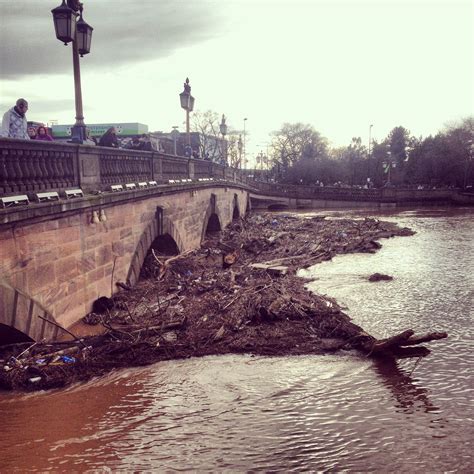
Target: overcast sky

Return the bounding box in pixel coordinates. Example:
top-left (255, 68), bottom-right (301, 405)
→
top-left (1, 0), bottom-right (472, 162)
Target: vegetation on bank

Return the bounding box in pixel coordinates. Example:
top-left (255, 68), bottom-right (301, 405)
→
top-left (194, 112), bottom-right (473, 189)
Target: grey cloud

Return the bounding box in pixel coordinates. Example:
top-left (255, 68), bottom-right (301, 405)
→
top-left (0, 1), bottom-right (223, 79)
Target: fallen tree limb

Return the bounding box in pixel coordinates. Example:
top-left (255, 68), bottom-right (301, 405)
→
top-left (353, 329), bottom-right (448, 358)
top-left (400, 332), bottom-right (448, 346)
top-left (372, 330), bottom-right (414, 353)
top-left (154, 250), bottom-right (194, 280)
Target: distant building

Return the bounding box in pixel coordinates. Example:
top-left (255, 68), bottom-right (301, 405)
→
top-left (50, 123), bottom-right (226, 160)
top-left (153, 131), bottom-right (226, 162)
top-left (51, 122), bottom-right (149, 140)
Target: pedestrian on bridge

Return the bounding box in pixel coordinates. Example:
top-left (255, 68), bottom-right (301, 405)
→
top-left (98, 127), bottom-right (119, 148)
top-left (36, 126), bottom-right (54, 142)
top-left (0, 98), bottom-right (30, 139)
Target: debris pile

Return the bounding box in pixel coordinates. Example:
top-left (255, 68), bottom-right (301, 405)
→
top-left (0, 213), bottom-right (447, 391)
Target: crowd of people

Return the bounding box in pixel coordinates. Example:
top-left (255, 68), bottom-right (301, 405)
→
top-left (0, 99), bottom-right (160, 151)
top-left (1, 99), bottom-right (206, 161)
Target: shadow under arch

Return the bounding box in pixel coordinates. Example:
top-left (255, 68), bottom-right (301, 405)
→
top-left (126, 207), bottom-right (185, 287)
top-left (0, 323), bottom-right (33, 345)
top-left (0, 280), bottom-right (63, 343)
top-left (201, 193), bottom-right (223, 241)
top-left (232, 193), bottom-right (241, 220)
top-left (139, 233), bottom-right (180, 280)
top-left (268, 203), bottom-right (289, 211)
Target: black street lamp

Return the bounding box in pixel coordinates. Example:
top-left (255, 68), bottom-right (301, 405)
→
top-left (179, 78), bottom-right (195, 146)
top-left (219, 114), bottom-right (228, 165)
top-left (383, 150), bottom-right (396, 186)
top-left (51, 0), bottom-right (93, 143)
top-left (243, 118), bottom-right (248, 168)
top-left (463, 138), bottom-right (473, 189)
top-left (76, 11), bottom-right (93, 57)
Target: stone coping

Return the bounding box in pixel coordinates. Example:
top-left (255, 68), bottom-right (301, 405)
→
top-left (0, 180), bottom-right (250, 228)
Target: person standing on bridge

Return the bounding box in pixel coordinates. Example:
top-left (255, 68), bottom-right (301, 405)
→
top-left (0, 98), bottom-right (30, 139)
top-left (36, 126), bottom-right (54, 141)
top-left (98, 127), bottom-right (119, 148)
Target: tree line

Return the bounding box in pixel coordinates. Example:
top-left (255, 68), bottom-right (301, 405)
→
top-left (192, 111), bottom-right (473, 188)
top-left (268, 117), bottom-right (473, 188)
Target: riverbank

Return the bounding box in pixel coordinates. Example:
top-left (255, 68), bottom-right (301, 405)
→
top-left (1, 213), bottom-right (443, 392)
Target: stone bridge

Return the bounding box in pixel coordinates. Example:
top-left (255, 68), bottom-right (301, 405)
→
top-left (0, 138), bottom-right (250, 343)
top-left (1, 138), bottom-right (472, 343)
top-left (250, 182), bottom-right (474, 209)
top-left (1, 182), bottom-right (248, 343)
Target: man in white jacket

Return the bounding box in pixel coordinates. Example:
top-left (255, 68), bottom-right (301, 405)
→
top-left (0, 98), bottom-right (30, 139)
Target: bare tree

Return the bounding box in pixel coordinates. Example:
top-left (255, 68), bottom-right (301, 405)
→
top-left (191, 110), bottom-right (221, 159)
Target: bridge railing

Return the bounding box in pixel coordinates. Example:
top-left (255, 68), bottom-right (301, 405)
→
top-left (0, 138), bottom-right (248, 197)
top-left (251, 181), bottom-right (382, 200)
top-left (0, 138), bottom-right (80, 196)
top-left (250, 180), bottom-right (455, 202)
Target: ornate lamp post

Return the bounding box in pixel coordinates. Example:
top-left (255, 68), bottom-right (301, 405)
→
top-left (367, 124), bottom-right (374, 185)
top-left (51, 0), bottom-right (93, 143)
top-left (219, 114), bottom-right (228, 165)
top-left (383, 150), bottom-right (396, 186)
top-left (170, 126), bottom-right (180, 156)
top-left (243, 117), bottom-right (248, 168)
top-left (368, 124), bottom-right (373, 158)
top-left (464, 138), bottom-right (473, 189)
top-left (179, 78), bottom-right (195, 147)
top-left (237, 134), bottom-right (243, 169)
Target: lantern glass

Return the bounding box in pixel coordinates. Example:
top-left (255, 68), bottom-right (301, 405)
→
top-left (220, 122), bottom-right (227, 136)
top-left (189, 95), bottom-right (195, 112)
top-left (52, 1), bottom-right (76, 44)
top-left (77, 17), bottom-right (93, 56)
top-left (179, 91), bottom-right (190, 110)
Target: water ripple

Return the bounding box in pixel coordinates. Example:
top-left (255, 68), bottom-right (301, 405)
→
top-left (1, 208), bottom-right (473, 472)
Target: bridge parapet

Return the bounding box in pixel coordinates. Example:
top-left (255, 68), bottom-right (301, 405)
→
top-left (0, 138), bottom-right (247, 198)
top-left (250, 180), bottom-right (457, 203)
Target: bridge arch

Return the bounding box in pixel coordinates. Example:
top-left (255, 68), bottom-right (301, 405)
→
top-left (0, 281), bottom-right (63, 342)
top-left (232, 193), bottom-right (241, 220)
top-left (126, 207), bottom-right (185, 286)
top-left (201, 193), bottom-right (223, 240)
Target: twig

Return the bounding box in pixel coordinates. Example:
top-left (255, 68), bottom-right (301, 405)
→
top-left (151, 248), bottom-right (164, 265)
top-left (37, 314), bottom-right (87, 348)
top-left (15, 341), bottom-right (40, 360)
top-left (408, 356), bottom-right (423, 376)
top-left (222, 295), bottom-right (240, 311)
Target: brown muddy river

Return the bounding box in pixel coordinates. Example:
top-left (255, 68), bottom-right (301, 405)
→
top-left (1, 207), bottom-right (473, 472)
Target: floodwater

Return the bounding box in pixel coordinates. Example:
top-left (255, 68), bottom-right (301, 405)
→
top-left (1, 207), bottom-right (473, 472)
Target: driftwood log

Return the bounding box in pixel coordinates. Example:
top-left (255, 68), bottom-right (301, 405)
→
top-left (353, 330), bottom-right (448, 358)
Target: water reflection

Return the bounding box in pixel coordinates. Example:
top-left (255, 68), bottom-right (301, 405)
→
top-left (373, 357), bottom-right (439, 415)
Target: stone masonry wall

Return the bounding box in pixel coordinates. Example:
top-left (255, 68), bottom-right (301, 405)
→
top-left (0, 187), bottom-right (248, 338)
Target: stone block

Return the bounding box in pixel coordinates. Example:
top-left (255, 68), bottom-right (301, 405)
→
top-left (41, 282), bottom-right (68, 308)
top-left (86, 266), bottom-right (105, 285)
top-left (85, 235), bottom-right (103, 251)
top-left (95, 245), bottom-right (113, 267)
top-left (28, 263), bottom-right (57, 294)
top-left (78, 250), bottom-right (96, 273)
top-left (55, 256), bottom-right (79, 283)
top-left (112, 241), bottom-right (126, 256)
top-left (120, 227), bottom-right (133, 239)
